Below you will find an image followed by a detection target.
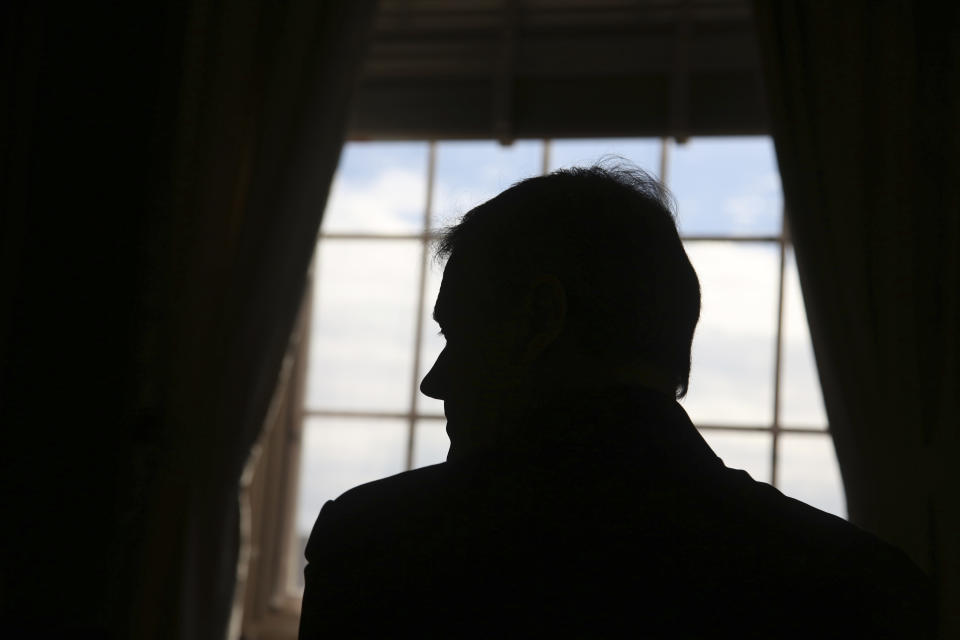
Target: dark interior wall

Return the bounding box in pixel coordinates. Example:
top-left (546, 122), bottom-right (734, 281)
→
top-left (4, 0), bottom-right (954, 637)
top-left (1, 1), bottom-right (187, 634)
top-left (754, 2), bottom-right (960, 632)
top-left (2, 1), bottom-right (376, 637)
top-left (348, 0), bottom-right (768, 140)
top-left (0, 3), bottom-right (763, 635)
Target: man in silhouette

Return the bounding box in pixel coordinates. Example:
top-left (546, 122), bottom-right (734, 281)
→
top-left (299, 166), bottom-right (933, 638)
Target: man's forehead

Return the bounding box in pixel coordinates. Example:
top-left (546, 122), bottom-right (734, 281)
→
top-left (432, 252), bottom-right (480, 325)
top-left (431, 258), bottom-right (460, 325)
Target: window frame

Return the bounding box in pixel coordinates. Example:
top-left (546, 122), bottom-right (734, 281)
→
top-left (239, 137), bottom-right (835, 637)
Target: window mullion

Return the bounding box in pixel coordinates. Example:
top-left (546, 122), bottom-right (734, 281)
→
top-left (659, 137), bottom-right (670, 185)
top-left (406, 141), bottom-right (437, 470)
top-left (770, 207), bottom-right (788, 487)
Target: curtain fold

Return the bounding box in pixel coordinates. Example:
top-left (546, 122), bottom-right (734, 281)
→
top-left (130, 2), bottom-right (379, 639)
top-left (1, 1), bottom-right (378, 638)
top-left (753, 2), bottom-right (959, 636)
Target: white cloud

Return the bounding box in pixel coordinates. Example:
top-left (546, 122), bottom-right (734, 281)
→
top-left (413, 420), bottom-right (448, 468)
top-left (432, 140), bottom-right (543, 225)
top-left (322, 167), bottom-right (427, 233)
top-left (721, 171), bottom-right (782, 234)
top-left (296, 141), bottom-right (842, 533)
top-left (686, 242), bottom-right (780, 335)
top-left (778, 434), bottom-right (847, 518)
top-left (303, 238), bottom-right (827, 426)
top-left (723, 193), bottom-right (768, 230)
top-left (701, 430), bottom-right (771, 482)
top-left (296, 418), bottom-right (409, 534)
top-left (779, 251), bottom-right (828, 426)
top-left (305, 241), bottom-right (421, 411)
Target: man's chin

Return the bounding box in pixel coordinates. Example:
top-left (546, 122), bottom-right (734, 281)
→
top-left (445, 443), bottom-right (465, 463)
top-left (444, 430), bottom-right (498, 463)
top-left (445, 421), bottom-right (474, 462)
top-left (444, 422), bottom-right (456, 461)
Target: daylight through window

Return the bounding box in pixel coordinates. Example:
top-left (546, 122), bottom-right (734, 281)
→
top-left (288, 137), bottom-right (846, 592)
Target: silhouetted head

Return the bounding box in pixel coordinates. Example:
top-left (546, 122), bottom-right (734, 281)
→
top-left (420, 163), bottom-right (700, 461)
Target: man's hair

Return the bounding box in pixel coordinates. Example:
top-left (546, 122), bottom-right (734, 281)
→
top-left (435, 163), bottom-right (701, 398)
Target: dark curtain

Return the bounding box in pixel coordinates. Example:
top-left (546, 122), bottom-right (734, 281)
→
top-left (1, 1), bottom-right (378, 638)
top-left (753, 2), bottom-right (959, 636)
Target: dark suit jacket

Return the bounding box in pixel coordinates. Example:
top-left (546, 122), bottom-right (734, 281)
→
top-left (299, 388), bottom-right (933, 638)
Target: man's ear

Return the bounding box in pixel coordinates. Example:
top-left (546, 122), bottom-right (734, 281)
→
top-left (518, 274), bottom-right (567, 364)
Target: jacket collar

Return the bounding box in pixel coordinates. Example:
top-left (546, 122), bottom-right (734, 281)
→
top-left (461, 384), bottom-right (724, 479)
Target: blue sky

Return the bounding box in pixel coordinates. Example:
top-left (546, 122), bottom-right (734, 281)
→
top-left (295, 137), bottom-right (845, 547)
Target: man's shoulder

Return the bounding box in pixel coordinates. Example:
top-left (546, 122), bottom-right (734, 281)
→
top-left (715, 466), bottom-right (930, 601)
top-left (716, 467), bottom-right (892, 554)
top-left (303, 462), bottom-right (457, 560)
top-left (717, 467), bottom-right (854, 540)
top-left (301, 456), bottom-right (934, 637)
top-left (331, 462), bottom-right (451, 514)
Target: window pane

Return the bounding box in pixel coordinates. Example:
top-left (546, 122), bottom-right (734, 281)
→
top-left (293, 417), bottom-right (409, 587)
top-left (306, 239), bottom-right (421, 412)
top-left (668, 137), bottom-right (782, 236)
top-left (778, 434), bottom-right (847, 519)
top-left (700, 430), bottom-right (772, 484)
top-left (549, 138), bottom-right (662, 180)
top-left (780, 248), bottom-right (828, 428)
top-left (418, 255), bottom-right (446, 418)
top-left (322, 141), bottom-right (428, 234)
top-left (680, 242), bottom-right (779, 426)
top-left (413, 419), bottom-right (448, 468)
top-left (432, 140), bottom-right (543, 229)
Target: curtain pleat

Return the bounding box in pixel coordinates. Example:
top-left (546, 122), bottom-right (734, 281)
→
top-left (131, 3), bottom-right (380, 638)
top-left (753, 2), bottom-right (959, 636)
top-left (1, 1), bottom-right (378, 638)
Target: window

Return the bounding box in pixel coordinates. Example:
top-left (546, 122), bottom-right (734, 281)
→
top-left (287, 136), bottom-right (846, 597)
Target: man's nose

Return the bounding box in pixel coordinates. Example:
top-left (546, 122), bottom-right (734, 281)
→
top-left (420, 351), bottom-right (445, 400)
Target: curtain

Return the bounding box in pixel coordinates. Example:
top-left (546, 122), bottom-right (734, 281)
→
top-left (753, 2), bottom-right (959, 636)
top-left (1, 1), bottom-right (378, 638)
